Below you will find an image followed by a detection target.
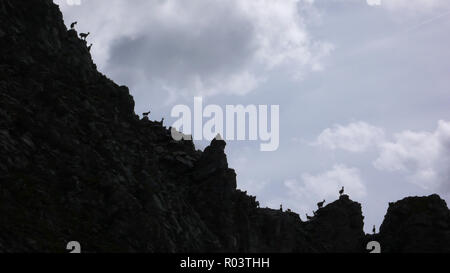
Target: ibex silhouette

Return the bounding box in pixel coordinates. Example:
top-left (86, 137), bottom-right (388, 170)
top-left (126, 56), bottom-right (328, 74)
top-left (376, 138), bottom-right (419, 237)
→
top-left (317, 199), bottom-right (325, 209)
top-left (79, 32), bottom-right (90, 40)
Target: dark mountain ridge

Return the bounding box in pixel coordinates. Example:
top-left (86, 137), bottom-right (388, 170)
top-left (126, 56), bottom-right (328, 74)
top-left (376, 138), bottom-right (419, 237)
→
top-left (1, 0), bottom-right (449, 253)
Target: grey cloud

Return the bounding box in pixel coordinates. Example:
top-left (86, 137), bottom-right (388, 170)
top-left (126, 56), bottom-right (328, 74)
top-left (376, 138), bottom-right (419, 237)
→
top-left (106, 8), bottom-right (256, 96)
top-left (55, 0), bottom-right (332, 105)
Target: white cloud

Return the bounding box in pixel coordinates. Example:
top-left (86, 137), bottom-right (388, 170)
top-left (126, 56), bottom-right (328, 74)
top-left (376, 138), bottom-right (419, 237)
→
top-left (299, 164), bottom-right (367, 198)
top-left (312, 120), bottom-right (450, 192)
top-left (313, 121), bottom-right (385, 152)
top-left (54, 0), bottom-right (332, 100)
top-left (374, 120), bottom-right (450, 191)
top-left (366, 0), bottom-right (381, 6)
top-left (280, 164), bottom-right (366, 213)
top-left (239, 0), bottom-right (334, 70)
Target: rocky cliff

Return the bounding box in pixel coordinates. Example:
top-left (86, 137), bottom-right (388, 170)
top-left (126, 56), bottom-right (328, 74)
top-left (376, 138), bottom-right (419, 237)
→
top-left (1, 0), bottom-right (449, 253)
top-left (377, 195), bottom-right (450, 253)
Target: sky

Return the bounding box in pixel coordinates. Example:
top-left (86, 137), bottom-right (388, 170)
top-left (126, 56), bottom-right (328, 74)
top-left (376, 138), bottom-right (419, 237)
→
top-left (54, 0), bottom-right (450, 233)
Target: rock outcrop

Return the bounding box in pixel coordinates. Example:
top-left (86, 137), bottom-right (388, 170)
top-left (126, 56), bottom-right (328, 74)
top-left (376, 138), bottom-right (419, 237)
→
top-left (1, 0), bottom-right (450, 253)
top-left (304, 195), bottom-right (365, 252)
top-left (378, 195), bottom-right (450, 253)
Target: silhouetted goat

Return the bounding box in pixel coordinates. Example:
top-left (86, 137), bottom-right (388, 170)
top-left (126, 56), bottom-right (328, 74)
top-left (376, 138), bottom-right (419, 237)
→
top-left (317, 200), bottom-right (325, 209)
top-left (80, 32), bottom-right (90, 40)
top-left (339, 186), bottom-right (344, 196)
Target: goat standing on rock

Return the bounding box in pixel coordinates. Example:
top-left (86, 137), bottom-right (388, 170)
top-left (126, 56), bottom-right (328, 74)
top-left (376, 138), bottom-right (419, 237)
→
top-left (339, 186), bottom-right (345, 196)
top-left (70, 21), bottom-right (77, 29)
top-left (317, 200), bottom-right (325, 209)
top-left (80, 32), bottom-right (90, 40)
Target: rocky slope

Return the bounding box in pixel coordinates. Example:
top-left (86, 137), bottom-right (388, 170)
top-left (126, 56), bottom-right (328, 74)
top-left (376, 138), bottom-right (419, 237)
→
top-left (1, 0), bottom-right (449, 253)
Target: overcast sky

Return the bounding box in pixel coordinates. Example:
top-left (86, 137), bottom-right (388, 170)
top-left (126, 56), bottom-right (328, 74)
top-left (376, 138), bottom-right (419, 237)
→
top-left (55, 0), bottom-right (450, 232)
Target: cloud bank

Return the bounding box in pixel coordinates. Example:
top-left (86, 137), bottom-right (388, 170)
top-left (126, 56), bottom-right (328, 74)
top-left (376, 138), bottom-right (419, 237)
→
top-left (55, 0), bottom-right (333, 101)
top-left (314, 120), bottom-right (450, 192)
top-left (313, 121), bottom-right (385, 152)
top-left (374, 120), bottom-right (450, 191)
top-left (282, 164), bottom-right (367, 212)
